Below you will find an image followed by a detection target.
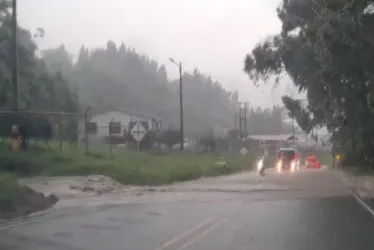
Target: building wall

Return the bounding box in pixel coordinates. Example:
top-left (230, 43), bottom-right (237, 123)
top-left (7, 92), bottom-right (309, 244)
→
top-left (78, 111), bottom-right (155, 144)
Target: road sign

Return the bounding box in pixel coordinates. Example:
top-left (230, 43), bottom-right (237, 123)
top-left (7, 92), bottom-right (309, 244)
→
top-left (240, 147), bottom-right (248, 155)
top-left (130, 122), bottom-right (147, 142)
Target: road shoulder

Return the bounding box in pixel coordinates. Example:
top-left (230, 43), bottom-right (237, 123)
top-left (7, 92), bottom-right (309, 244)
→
top-left (338, 169), bottom-right (374, 215)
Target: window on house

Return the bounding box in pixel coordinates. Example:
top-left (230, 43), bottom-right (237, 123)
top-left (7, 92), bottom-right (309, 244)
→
top-left (86, 122), bottom-right (97, 134)
top-left (109, 121), bottom-right (122, 134)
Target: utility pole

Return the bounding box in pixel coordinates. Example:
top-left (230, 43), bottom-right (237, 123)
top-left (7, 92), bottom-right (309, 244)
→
top-left (234, 110), bottom-right (237, 131)
top-left (238, 102), bottom-right (248, 139)
top-left (12, 0), bottom-right (18, 111)
top-left (178, 62), bottom-right (184, 151)
top-left (10, 0), bottom-right (20, 152)
top-left (244, 102), bottom-right (248, 137)
top-left (169, 58), bottom-right (184, 150)
top-left (292, 119), bottom-right (295, 144)
top-left (238, 103), bottom-right (242, 138)
top-left (288, 84), bottom-right (296, 145)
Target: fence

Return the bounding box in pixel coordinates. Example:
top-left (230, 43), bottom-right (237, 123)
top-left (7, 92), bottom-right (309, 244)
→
top-left (0, 108), bottom-right (90, 153)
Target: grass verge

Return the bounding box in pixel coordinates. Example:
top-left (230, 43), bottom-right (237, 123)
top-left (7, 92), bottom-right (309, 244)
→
top-left (0, 143), bottom-right (258, 186)
top-left (0, 173), bottom-right (23, 212)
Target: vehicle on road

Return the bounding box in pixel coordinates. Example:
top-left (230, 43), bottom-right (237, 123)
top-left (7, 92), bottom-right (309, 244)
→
top-left (305, 155), bottom-right (322, 169)
top-left (275, 147), bottom-right (299, 173)
top-left (257, 156), bottom-right (265, 176)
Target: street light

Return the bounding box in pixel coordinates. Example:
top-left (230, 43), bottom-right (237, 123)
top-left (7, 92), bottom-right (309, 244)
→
top-left (169, 57), bottom-right (184, 151)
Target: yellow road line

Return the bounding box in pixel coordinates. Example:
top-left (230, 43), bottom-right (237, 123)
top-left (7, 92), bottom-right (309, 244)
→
top-left (176, 219), bottom-right (225, 250)
top-left (158, 217), bottom-right (216, 250)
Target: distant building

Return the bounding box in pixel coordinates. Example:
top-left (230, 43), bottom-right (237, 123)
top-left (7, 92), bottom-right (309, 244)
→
top-left (202, 126), bottom-right (230, 139)
top-left (78, 109), bottom-right (161, 145)
top-left (248, 134), bottom-right (299, 142)
top-left (248, 134), bottom-right (299, 152)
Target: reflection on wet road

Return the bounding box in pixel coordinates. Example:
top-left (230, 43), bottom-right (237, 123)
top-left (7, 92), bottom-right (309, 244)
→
top-left (1, 168), bottom-right (374, 250)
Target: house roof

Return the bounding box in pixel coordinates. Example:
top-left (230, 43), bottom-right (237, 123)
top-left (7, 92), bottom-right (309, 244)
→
top-left (249, 134), bottom-right (299, 141)
top-left (91, 108), bottom-right (161, 122)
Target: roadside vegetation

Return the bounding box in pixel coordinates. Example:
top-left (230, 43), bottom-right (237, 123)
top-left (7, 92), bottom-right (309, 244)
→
top-left (0, 143), bottom-right (257, 186)
top-left (244, 0), bottom-right (374, 169)
top-left (0, 173), bottom-right (23, 213)
top-left (0, 141), bottom-right (257, 217)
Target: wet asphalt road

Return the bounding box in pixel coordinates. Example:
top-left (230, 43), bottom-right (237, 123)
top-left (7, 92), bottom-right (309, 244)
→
top-left (1, 168), bottom-right (374, 250)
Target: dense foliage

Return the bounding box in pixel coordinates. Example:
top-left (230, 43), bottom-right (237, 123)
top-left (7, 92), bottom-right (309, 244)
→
top-left (248, 106), bottom-right (295, 135)
top-left (244, 0), bottom-right (374, 166)
top-left (42, 42), bottom-right (296, 136)
top-left (0, 3), bottom-right (77, 112)
top-left (0, 1), bottom-right (78, 142)
top-left (42, 42), bottom-right (239, 134)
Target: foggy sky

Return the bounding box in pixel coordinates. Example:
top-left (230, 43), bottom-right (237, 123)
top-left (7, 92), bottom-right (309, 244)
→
top-left (18, 0), bottom-right (298, 108)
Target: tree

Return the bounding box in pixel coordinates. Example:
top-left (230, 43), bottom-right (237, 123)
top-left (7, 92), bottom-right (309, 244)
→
top-left (244, 0), bottom-right (374, 166)
top-left (41, 41), bottom-right (298, 137)
top-left (44, 41), bottom-right (241, 134)
top-left (247, 105), bottom-right (295, 135)
top-left (41, 45), bottom-right (73, 74)
top-left (0, 1), bottom-right (78, 147)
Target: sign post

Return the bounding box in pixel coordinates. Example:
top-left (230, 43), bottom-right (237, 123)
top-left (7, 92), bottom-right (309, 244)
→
top-left (130, 122), bottom-right (147, 151)
top-left (108, 118), bottom-right (114, 157)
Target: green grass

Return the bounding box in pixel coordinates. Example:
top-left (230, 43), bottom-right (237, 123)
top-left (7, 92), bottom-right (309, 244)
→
top-left (0, 143), bottom-right (258, 186)
top-left (0, 173), bottom-right (23, 212)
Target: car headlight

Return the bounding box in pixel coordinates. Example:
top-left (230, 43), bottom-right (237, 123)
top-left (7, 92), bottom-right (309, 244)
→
top-left (276, 161), bottom-right (282, 172)
top-left (257, 159), bottom-right (263, 170)
top-left (291, 161), bottom-right (296, 172)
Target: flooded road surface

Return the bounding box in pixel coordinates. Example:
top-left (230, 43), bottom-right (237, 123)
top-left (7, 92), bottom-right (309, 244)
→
top-left (2, 168), bottom-right (374, 250)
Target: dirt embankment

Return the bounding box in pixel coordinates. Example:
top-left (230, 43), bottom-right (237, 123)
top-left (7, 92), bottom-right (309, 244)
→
top-left (19, 175), bottom-right (147, 198)
top-left (2, 175), bottom-right (134, 219)
top-left (0, 187), bottom-right (58, 219)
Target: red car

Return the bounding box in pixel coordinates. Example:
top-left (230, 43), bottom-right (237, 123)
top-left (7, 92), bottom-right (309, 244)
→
top-left (305, 155), bottom-right (321, 169)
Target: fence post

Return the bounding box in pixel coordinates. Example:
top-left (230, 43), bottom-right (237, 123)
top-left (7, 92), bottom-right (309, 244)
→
top-left (109, 118), bottom-right (114, 158)
top-left (59, 110), bottom-right (62, 151)
top-left (84, 107), bottom-right (90, 154)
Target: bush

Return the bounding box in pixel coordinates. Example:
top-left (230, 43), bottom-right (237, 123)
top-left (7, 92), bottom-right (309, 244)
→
top-left (0, 142), bottom-right (259, 185)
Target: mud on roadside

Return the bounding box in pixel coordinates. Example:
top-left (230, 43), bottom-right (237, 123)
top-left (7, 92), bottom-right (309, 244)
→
top-left (0, 187), bottom-right (58, 220)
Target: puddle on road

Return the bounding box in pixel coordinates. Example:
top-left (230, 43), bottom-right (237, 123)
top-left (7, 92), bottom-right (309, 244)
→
top-left (80, 224), bottom-right (120, 230)
top-left (146, 211), bottom-right (164, 216)
top-left (53, 232), bottom-right (73, 238)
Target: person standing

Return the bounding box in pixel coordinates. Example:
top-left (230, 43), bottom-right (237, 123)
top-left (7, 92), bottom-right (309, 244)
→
top-left (11, 124), bottom-right (20, 152)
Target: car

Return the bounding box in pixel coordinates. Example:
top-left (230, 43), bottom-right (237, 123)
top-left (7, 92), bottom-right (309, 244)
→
top-left (275, 147), bottom-right (299, 172)
top-left (304, 155), bottom-right (322, 169)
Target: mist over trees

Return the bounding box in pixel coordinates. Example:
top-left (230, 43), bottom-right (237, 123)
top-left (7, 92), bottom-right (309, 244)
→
top-left (248, 106), bottom-right (295, 135)
top-left (0, 3), bottom-right (77, 113)
top-left (244, 0), bottom-right (374, 165)
top-left (0, 1), bottom-right (78, 143)
top-left (41, 41), bottom-right (295, 136)
top-left (0, 0), bottom-right (299, 138)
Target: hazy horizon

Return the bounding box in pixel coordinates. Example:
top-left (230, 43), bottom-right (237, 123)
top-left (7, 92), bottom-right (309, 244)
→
top-left (18, 0), bottom-right (300, 108)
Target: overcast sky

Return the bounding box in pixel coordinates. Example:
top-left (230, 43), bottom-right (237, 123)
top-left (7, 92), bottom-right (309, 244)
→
top-left (18, 0), bottom-right (298, 108)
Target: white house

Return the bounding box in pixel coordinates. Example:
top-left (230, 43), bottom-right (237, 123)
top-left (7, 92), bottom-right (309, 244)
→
top-left (78, 109), bottom-right (161, 145)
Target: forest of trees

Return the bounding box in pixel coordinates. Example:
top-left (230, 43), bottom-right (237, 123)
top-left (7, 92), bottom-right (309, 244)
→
top-left (247, 106), bottom-right (295, 135)
top-left (0, 0), bottom-right (298, 140)
top-left (41, 42), bottom-right (238, 135)
top-left (244, 0), bottom-right (374, 166)
top-left (41, 42), bottom-right (295, 136)
top-left (0, 1), bottom-right (78, 140)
